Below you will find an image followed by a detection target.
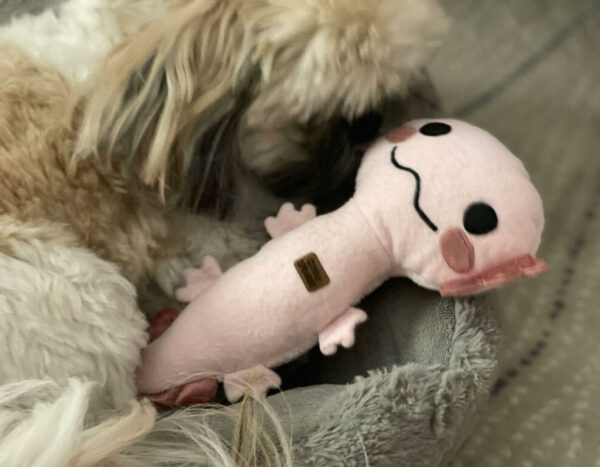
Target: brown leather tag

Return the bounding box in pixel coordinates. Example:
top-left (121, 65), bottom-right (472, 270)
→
top-left (294, 252), bottom-right (330, 292)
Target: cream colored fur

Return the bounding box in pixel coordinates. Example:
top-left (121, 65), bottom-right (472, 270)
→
top-left (77, 0), bottom-right (448, 193)
top-left (0, 218), bottom-right (146, 412)
top-left (0, 0), bottom-right (448, 464)
top-left (0, 380), bottom-right (155, 466)
top-left (0, 43), bottom-right (258, 466)
top-left (0, 0), bottom-right (165, 84)
top-left (245, 0), bottom-right (448, 124)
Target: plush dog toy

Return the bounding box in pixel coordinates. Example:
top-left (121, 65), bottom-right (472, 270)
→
top-left (136, 119), bottom-right (547, 403)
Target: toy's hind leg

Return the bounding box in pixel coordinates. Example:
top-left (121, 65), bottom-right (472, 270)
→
top-left (0, 218), bottom-right (148, 416)
top-left (144, 378), bottom-right (218, 409)
top-left (318, 307), bottom-right (368, 356)
top-left (223, 365), bottom-right (282, 402)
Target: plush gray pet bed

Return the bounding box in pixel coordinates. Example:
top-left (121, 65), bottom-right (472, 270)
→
top-left (0, 2), bottom-right (499, 465)
top-left (205, 286), bottom-right (499, 467)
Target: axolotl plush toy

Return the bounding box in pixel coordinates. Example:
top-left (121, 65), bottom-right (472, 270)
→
top-left (136, 119), bottom-right (547, 403)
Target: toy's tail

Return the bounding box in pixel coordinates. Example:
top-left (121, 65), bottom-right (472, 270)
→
top-left (0, 378), bottom-right (291, 467)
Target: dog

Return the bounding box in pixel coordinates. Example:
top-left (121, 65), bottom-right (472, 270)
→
top-left (0, 0), bottom-right (448, 464)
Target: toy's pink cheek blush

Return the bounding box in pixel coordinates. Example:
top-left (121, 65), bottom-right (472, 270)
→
top-left (440, 227), bottom-right (475, 273)
top-left (385, 126), bottom-right (417, 143)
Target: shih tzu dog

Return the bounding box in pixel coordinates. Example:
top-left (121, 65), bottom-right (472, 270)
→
top-left (0, 0), bottom-right (447, 464)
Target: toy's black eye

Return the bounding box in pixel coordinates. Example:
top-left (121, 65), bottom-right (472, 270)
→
top-left (463, 202), bottom-right (498, 235)
top-left (419, 122), bottom-right (451, 136)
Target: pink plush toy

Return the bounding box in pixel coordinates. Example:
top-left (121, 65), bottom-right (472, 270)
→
top-left (136, 119), bottom-right (547, 403)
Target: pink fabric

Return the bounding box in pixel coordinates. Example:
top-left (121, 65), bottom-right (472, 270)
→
top-left (440, 254), bottom-right (548, 296)
top-left (440, 228), bottom-right (475, 273)
top-left (136, 202), bottom-right (392, 398)
top-left (136, 119), bottom-right (547, 402)
top-left (385, 125), bottom-right (416, 143)
top-left (147, 308), bottom-right (181, 342)
top-left (142, 307), bottom-right (218, 407)
top-left (355, 118), bottom-right (545, 290)
top-left (145, 379), bottom-right (218, 409)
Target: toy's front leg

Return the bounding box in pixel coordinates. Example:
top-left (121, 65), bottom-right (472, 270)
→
top-left (264, 202), bottom-right (316, 239)
top-left (318, 307), bottom-right (368, 356)
top-left (175, 255), bottom-right (223, 303)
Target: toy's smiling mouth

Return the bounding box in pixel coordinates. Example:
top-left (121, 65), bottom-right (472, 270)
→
top-left (389, 146), bottom-right (547, 296)
top-left (391, 146), bottom-right (438, 232)
top-left (440, 254), bottom-right (548, 296)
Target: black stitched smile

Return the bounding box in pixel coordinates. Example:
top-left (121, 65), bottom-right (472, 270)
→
top-left (391, 146), bottom-right (438, 232)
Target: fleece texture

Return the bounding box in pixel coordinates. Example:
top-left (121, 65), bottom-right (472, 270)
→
top-left (136, 119), bottom-right (543, 403)
top-left (143, 296), bottom-right (499, 467)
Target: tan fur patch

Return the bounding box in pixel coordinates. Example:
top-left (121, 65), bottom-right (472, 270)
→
top-left (76, 0), bottom-right (448, 193)
top-left (76, 0), bottom-right (245, 197)
top-left (0, 45), bottom-right (174, 283)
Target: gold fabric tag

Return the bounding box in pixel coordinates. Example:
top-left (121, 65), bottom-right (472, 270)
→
top-left (294, 252), bottom-right (330, 292)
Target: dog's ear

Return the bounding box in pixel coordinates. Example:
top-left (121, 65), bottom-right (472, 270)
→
top-left (244, 0), bottom-right (449, 126)
top-left (76, 0), bottom-right (448, 200)
top-left (76, 0), bottom-right (250, 197)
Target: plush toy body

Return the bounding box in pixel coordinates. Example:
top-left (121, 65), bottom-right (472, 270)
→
top-left (136, 119), bottom-right (547, 402)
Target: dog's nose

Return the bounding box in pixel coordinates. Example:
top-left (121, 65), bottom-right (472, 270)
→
top-left (440, 228), bottom-right (475, 273)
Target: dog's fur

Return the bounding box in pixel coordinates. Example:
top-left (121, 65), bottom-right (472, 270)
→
top-left (77, 0), bottom-right (449, 213)
top-left (0, 0), bottom-right (448, 464)
top-left (0, 0), bottom-right (166, 83)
